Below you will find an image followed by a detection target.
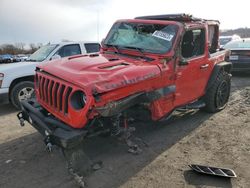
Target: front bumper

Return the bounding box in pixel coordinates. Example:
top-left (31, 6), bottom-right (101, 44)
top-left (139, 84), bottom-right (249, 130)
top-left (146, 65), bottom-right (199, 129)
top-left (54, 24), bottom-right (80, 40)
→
top-left (0, 88), bottom-right (9, 105)
top-left (18, 99), bottom-right (87, 149)
top-left (232, 62), bottom-right (250, 72)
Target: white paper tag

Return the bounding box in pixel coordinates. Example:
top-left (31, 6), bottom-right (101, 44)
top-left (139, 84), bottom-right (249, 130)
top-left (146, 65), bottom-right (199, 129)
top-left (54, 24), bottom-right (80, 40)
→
top-left (152, 31), bottom-right (174, 41)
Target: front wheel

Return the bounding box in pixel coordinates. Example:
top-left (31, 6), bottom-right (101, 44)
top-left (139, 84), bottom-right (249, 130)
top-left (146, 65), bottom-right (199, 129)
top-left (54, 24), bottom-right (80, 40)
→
top-left (10, 81), bottom-right (35, 109)
top-left (203, 71), bottom-right (231, 112)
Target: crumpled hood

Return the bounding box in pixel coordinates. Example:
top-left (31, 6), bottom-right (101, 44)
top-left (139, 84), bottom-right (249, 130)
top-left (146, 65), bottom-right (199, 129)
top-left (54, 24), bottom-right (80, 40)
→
top-left (38, 54), bottom-right (161, 94)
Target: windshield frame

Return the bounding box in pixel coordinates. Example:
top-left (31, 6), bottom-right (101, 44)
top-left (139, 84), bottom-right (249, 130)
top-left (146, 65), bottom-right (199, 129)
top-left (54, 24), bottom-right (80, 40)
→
top-left (103, 20), bottom-right (180, 55)
top-left (27, 44), bottom-right (58, 62)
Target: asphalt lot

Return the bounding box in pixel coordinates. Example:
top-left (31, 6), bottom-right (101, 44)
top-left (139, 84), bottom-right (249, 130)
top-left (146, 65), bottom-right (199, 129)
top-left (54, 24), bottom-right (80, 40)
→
top-left (0, 72), bottom-right (249, 188)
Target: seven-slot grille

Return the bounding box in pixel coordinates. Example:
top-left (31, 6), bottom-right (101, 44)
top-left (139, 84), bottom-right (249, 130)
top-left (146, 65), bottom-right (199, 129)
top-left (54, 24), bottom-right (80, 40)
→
top-left (36, 72), bottom-right (73, 115)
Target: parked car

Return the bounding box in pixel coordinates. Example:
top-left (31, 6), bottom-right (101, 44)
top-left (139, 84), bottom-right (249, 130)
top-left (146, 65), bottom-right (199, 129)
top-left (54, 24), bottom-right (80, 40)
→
top-left (13, 54), bottom-right (29, 62)
top-left (18, 14), bottom-right (231, 164)
top-left (219, 35), bottom-right (241, 48)
top-left (0, 54), bottom-right (14, 63)
top-left (223, 38), bottom-right (250, 72)
top-left (0, 41), bottom-right (100, 108)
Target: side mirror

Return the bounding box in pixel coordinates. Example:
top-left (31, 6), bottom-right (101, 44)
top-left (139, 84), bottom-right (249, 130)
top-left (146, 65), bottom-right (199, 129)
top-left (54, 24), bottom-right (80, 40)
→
top-left (51, 54), bottom-right (61, 60)
top-left (179, 59), bottom-right (189, 66)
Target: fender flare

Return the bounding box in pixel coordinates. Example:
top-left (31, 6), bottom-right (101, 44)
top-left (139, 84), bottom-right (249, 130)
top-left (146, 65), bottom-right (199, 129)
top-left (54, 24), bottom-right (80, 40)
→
top-left (205, 61), bottom-right (232, 91)
top-left (9, 75), bottom-right (35, 90)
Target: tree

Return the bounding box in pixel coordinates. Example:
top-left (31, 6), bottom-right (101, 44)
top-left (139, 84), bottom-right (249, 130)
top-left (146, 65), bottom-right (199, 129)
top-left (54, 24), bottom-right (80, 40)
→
top-left (0, 43), bottom-right (43, 55)
top-left (15, 42), bottom-right (25, 50)
top-left (0, 44), bottom-right (16, 54)
top-left (29, 43), bottom-right (36, 51)
top-left (37, 43), bottom-right (43, 48)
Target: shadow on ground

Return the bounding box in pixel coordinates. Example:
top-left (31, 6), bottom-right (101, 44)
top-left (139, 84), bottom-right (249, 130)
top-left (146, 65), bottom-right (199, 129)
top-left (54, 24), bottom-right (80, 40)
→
top-left (184, 170), bottom-right (232, 188)
top-left (0, 104), bottom-right (17, 116)
top-left (0, 110), bottom-right (215, 188)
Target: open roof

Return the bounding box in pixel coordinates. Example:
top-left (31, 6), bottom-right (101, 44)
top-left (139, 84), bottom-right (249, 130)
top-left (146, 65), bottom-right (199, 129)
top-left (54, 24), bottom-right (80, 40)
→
top-left (135, 13), bottom-right (219, 24)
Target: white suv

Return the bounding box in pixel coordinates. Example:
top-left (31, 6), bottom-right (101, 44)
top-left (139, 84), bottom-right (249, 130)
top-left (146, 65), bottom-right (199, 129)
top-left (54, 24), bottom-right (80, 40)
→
top-left (0, 41), bottom-right (100, 108)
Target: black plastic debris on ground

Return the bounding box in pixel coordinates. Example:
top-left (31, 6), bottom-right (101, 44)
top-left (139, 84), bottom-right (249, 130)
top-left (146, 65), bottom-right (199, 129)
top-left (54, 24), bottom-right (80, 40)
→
top-left (189, 164), bottom-right (237, 178)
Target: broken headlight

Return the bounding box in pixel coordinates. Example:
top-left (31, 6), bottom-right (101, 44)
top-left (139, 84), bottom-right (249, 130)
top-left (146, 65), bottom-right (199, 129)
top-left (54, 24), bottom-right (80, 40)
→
top-left (70, 90), bottom-right (87, 110)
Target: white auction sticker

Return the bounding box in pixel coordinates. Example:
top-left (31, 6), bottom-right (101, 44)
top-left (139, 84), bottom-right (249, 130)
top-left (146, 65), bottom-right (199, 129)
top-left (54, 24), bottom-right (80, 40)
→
top-left (152, 31), bottom-right (174, 41)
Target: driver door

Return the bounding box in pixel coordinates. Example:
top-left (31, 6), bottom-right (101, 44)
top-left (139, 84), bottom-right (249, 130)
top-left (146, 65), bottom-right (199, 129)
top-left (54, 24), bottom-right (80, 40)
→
top-left (174, 28), bottom-right (212, 106)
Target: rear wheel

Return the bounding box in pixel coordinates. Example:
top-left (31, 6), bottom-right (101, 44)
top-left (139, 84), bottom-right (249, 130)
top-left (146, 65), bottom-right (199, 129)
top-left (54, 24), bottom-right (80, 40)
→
top-left (10, 81), bottom-right (35, 109)
top-left (203, 71), bottom-right (231, 112)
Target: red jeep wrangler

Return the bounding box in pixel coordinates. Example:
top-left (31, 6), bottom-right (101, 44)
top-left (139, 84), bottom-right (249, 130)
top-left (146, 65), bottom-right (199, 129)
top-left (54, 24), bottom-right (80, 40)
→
top-left (18, 14), bottom-right (231, 152)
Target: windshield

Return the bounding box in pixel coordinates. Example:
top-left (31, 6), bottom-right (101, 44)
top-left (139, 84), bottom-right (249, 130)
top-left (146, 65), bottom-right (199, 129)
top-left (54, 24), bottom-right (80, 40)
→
top-left (219, 37), bottom-right (232, 46)
top-left (27, 44), bottom-right (58, 62)
top-left (223, 40), bottom-right (250, 49)
top-left (104, 22), bottom-right (178, 54)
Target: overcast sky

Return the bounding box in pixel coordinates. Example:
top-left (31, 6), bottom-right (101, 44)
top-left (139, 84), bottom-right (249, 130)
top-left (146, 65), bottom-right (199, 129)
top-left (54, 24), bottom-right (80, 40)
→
top-left (0, 0), bottom-right (249, 44)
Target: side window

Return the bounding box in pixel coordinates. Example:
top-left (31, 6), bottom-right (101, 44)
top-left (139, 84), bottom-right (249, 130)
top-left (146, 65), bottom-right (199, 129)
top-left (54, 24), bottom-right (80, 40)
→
top-left (57, 44), bottom-right (81, 58)
top-left (181, 29), bottom-right (205, 58)
top-left (208, 25), bottom-right (219, 53)
top-left (84, 43), bottom-right (100, 53)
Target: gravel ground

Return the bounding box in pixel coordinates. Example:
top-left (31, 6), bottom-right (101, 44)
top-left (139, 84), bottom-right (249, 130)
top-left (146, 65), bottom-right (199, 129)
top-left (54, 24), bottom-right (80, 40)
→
top-left (0, 73), bottom-right (249, 188)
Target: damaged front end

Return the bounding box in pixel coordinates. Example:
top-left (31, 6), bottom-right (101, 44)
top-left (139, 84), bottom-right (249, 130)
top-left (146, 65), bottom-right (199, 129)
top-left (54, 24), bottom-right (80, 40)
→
top-left (17, 84), bottom-right (175, 143)
top-left (17, 99), bottom-right (88, 149)
top-left (95, 85), bottom-right (176, 117)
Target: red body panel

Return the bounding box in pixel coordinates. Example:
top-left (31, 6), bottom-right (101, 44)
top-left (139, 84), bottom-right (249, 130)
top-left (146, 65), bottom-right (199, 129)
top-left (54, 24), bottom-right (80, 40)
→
top-left (35, 18), bottom-right (226, 129)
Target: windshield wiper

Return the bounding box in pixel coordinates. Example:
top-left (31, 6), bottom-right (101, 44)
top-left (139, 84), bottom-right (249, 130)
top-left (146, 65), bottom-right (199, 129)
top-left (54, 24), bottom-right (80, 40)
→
top-left (104, 44), bottom-right (153, 61)
top-left (121, 46), bottom-right (153, 61)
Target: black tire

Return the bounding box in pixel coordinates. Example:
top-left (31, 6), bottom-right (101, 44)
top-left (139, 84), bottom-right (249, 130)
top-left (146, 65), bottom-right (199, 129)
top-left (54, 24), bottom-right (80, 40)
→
top-left (10, 81), bottom-right (35, 109)
top-left (203, 71), bottom-right (231, 112)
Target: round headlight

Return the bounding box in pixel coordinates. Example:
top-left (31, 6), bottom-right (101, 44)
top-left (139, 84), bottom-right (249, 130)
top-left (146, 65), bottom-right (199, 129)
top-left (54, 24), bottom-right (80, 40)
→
top-left (70, 91), bottom-right (87, 110)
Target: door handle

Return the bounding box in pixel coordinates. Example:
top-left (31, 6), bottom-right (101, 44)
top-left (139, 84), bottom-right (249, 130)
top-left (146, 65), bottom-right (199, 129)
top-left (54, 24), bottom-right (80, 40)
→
top-left (200, 64), bottom-right (209, 69)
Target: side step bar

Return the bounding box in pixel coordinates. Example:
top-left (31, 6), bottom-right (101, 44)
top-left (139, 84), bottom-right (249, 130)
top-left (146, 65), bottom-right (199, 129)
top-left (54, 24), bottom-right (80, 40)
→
top-left (159, 100), bottom-right (206, 121)
top-left (189, 164), bottom-right (237, 178)
top-left (185, 100), bottom-right (206, 109)
top-left (177, 100), bottom-right (206, 111)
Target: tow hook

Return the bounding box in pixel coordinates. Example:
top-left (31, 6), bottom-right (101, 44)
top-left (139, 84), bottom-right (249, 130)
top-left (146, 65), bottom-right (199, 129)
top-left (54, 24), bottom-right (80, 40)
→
top-left (45, 142), bottom-right (53, 152)
top-left (44, 130), bottom-right (53, 152)
top-left (20, 118), bottom-right (25, 127)
top-left (17, 112), bottom-right (25, 127)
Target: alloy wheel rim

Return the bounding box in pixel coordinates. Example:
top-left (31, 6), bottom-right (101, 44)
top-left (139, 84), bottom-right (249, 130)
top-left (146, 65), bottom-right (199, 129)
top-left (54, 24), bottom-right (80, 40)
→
top-left (18, 87), bottom-right (35, 101)
top-left (216, 81), bottom-right (229, 108)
